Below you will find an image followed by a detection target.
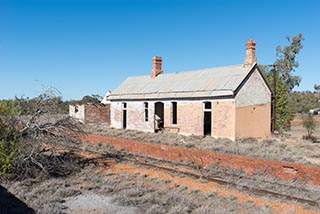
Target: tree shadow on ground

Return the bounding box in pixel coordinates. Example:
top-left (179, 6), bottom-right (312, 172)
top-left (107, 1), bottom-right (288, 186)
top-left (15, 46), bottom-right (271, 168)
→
top-left (0, 185), bottom-right (35, 214)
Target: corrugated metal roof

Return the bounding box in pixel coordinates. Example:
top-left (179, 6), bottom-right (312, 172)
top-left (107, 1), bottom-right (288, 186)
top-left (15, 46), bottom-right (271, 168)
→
top-left (110, 63), bottom-right (255, 100)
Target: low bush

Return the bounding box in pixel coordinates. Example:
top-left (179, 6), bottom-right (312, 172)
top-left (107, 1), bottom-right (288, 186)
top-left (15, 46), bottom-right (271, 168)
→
top-left (302, 114), bottom-right (317, 141)
top-left (0, 89), bottom-right (84, 180)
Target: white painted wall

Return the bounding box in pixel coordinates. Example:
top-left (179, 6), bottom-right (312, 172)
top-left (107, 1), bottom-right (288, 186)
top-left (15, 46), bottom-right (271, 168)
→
top-left (69, 104), bottom-right (85, 123)
top-left (101, 91), bottom-right (111, 104)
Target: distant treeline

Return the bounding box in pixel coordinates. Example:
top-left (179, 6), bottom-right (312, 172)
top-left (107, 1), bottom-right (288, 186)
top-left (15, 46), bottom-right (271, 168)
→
top-left (290, 91), bottom-right (320, 114)
top-left (0, 94), bottom-right (102, 115)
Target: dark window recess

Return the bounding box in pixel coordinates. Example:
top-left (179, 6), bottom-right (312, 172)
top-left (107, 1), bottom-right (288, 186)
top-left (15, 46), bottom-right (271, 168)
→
top-left (204, 102), bottom-right (211, 110)
top-left (172, 102), bottom-right (177, 125)
top-left (144, 102), bottom-right (148, 122)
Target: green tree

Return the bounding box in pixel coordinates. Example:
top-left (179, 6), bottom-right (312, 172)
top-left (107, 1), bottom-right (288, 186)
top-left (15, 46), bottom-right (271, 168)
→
top-left (275, 33), bottom-right (304, 93)
top-left (260, 33), bottom-right (304, 132)
top-left (289, 91), bottom-right (319, 113)
top-left (0, 100), bottom-right (19, 177)
top-left (79, 94), bottom-right (102, 104)
top-left (262, 69), bottom-right (294, 132)
top-left (0, 100), bottom-right (18, 116)
top-left (315, 84), bottom-right (320, 94)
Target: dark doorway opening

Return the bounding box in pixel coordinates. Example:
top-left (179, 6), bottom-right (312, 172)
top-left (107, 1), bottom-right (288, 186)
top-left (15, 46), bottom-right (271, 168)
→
top-left (172, 102), bottom-right (177, 125)
top-left (203, 102), bottom-right (212, 136)
top-left (155, 102), bottom-right (164, 132)
top-left (203, 112), bottom-right (212, 135)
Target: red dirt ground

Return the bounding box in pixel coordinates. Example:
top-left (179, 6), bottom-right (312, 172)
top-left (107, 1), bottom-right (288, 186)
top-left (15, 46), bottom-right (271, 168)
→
top-left (105, 162), bottom-right (319, 214)
top-left (291, 115), bottom-right (320, 126)
top-left (82, 134), bottom-right (320, 186)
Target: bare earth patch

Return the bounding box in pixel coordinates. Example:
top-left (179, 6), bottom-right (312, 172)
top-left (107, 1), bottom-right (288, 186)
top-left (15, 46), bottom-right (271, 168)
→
top-left (65, 193), bottom-right (137, 214)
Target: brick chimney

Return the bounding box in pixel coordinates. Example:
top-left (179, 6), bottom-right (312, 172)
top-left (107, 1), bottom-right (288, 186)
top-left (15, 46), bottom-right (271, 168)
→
top-left (244, 39), bottom-right (257, 67)
top-left (150, 56), bottom-right (163, 79)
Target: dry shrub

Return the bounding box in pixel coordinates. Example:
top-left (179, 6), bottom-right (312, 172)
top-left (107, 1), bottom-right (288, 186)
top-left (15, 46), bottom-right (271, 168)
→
top-left (0, 89), bottom-right (85, 180)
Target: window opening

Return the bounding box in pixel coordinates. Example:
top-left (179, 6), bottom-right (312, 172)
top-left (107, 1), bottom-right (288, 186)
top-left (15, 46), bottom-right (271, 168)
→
top-left (172, 102), bottom-right (177, 125)
top-left (144, 102), bottom-right (149, 122)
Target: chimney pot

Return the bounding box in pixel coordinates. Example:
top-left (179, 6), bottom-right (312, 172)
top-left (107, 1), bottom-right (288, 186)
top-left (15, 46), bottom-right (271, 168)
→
top-left (244, 39), bottom-right (257, 67)
top-left (151, 56), bottom-right (163, 78)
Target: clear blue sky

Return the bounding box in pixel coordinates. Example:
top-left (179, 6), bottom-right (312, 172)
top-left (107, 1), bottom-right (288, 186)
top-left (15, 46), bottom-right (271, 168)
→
top-left (1, 0), bottom-right (319, 100)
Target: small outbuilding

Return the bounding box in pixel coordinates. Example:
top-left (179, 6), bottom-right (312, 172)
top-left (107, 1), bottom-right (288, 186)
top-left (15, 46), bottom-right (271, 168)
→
top-left (109, 40), bottom-right (272, 140)
top-left (69, 103), bottom-right (110, 125)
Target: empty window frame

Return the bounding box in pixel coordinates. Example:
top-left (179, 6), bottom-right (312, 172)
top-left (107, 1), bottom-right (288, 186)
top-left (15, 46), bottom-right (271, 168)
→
top-left (122, 102), bottom-right (127, 109)
top-left (144, 102), bottom-right (149, 122)
top-left (204, 102), bottom-right (211, 110)
top-left (172, 102), bottom-right (177, 125)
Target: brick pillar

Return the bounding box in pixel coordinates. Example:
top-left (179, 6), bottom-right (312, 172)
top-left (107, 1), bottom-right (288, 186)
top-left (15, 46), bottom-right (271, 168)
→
top-left (244, 39), bottom-right (257, 67)
top-left (150, 56), bottom-right (163, 79)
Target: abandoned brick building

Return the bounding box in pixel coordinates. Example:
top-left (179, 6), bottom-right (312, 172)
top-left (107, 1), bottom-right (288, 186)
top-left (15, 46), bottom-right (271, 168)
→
top-left (69, 103), bottom-right (110, 125)
top-left (109, 40), bottom-right (272, 139)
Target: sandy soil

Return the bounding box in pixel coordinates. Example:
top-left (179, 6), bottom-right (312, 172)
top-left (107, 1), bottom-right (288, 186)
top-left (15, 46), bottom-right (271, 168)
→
top-left (65, 194), bottom-right (137, 214)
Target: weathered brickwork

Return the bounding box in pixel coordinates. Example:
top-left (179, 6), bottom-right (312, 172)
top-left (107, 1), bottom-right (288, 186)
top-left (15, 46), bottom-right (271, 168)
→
top-left (244, 39), bottom-right (257, 67)
top-left (111, 99), bottom-right (238, 139)
top-left (126, 101), bottom-right (154, 132)
top-left (163, 102), bottom-right (172, 128)
top-left (84, 104), bottom-right (110, 125)
top-left (112, 100), bottom-right (204, 134)
top-left (70, 104), bottom-right (110, 125)
top-left (111, 102), bottom-right (122, 128)
top-left (175, 101), bottom-right (203, 136)
top-left (212, 100), bottom-right (236, 140)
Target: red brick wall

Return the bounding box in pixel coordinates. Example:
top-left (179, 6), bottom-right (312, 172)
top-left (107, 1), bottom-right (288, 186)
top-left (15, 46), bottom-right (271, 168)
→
top-left (84, 104), bottom-right (110, 125)
top-left (83, 134), bottom-right (320, 186)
